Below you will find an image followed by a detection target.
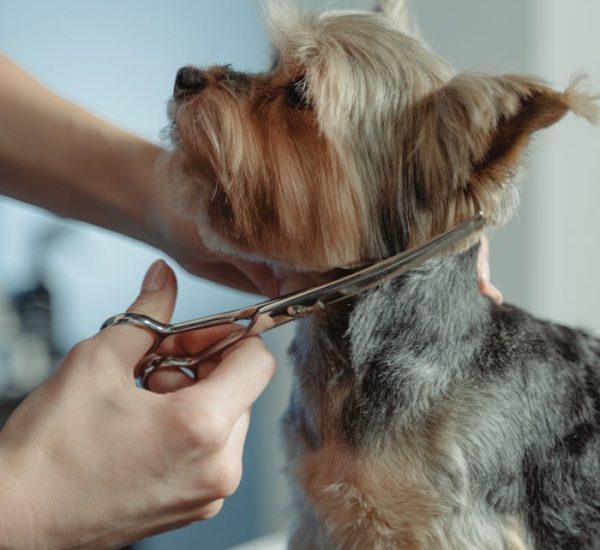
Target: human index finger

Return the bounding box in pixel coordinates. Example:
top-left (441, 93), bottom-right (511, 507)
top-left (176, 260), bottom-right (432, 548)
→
top-left (179, 336), bottom-right (276, 425)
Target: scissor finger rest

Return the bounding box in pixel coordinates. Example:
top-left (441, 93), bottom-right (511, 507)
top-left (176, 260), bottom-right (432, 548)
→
top-left (102, 313), bottom-right (174, 354)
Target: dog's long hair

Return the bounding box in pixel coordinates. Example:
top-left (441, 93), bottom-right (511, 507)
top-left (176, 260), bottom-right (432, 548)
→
top-left (163, 0), bottom-right (597, 272)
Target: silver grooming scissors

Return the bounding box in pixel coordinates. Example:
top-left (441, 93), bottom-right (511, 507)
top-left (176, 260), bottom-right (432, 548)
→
top-left (102, 212), bottom-right (485, 385)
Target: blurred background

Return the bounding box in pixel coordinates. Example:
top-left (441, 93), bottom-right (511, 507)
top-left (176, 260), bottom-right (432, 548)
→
top-left (0, 1), bottom-right (598, 548)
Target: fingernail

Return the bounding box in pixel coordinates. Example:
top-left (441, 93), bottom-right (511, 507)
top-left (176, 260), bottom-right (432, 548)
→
top-left (142, 260), bottom-right (168, 293)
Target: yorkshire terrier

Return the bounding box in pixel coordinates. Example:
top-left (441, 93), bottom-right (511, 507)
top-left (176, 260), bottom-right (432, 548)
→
top-left (162, 1), bottom-right (600, 548)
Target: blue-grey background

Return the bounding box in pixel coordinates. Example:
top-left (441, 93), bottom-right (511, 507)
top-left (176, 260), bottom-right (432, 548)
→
top-left (0, 1), bottom-right (598, 548)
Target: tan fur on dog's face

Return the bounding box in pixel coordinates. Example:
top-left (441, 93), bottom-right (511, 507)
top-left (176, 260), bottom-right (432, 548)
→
top-left (162, 0), bottom-right (598, 272)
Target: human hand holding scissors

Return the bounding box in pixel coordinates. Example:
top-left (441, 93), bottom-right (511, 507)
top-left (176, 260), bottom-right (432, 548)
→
top-left (0, 261), bottom-right (276, 548)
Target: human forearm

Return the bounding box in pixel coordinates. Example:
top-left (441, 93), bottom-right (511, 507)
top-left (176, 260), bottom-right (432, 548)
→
top-left (0, 54), bottom-right (164, 247)
top-left (0, 56), bottom-right (282, 296)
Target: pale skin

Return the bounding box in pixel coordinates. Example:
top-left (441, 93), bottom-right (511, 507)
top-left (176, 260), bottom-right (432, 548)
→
top-left (0, 261), bottom-right (276, 548)
top-left (0, 54), bottom-right (502, 548)
top-left (0, 54), bottom-right (278, 548)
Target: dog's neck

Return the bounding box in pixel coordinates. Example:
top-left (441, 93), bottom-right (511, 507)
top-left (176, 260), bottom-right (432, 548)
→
top-left (287, 245), bottom-right (493, 450)
top-left (275, 266), bottom-right (355, 297)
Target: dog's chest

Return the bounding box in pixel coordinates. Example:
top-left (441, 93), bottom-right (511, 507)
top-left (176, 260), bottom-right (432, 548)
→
top-left (284, 396), bottom-right (529, 550)
top-left (282, 268), bottom-right (532, 549)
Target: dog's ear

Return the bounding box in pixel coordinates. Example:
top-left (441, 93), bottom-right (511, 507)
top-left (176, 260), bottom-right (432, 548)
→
top-left (411, 74), bottom-right (599, 228)
top-left (263, 0), bottom-right (303, 46)
top-left (376, 0), bottom-right (421, 38)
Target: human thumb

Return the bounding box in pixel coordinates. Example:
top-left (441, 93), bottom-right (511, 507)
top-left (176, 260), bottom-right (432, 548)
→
top-left (130, 260), bottom-right (177, 319)
top-left (97, 260), bottom-right (178, 365)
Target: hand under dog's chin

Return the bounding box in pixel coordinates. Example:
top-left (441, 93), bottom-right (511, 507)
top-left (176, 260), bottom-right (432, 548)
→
top-left (189, 218), bottom-right (310, 294)
top-left (201, 227), bottom-right (334, 296)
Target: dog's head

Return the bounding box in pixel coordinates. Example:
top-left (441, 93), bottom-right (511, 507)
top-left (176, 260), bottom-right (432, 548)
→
top-left (162, 0), bottom-right (597, 272)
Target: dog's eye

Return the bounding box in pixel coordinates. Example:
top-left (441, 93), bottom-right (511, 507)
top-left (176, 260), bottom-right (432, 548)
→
top-left (286, 77), bottom-right (310, 109)
top-left (270, 55), bottom-right (280, 72)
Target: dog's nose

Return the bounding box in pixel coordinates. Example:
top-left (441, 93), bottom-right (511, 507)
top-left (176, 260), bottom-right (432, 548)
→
top-left (174, 66), bottom-right (207, 99)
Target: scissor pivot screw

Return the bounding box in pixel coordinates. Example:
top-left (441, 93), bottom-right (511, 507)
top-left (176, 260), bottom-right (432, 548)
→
top-left (287, 305), bottom-right (311, 317)
top-left (287, 302), bottom-right (325, 318)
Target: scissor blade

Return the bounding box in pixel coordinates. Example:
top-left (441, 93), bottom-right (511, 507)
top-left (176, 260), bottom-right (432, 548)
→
top-left (145, 212), bottom-right (486, 370)
top-left (322, 211), bottom-right (486, 305)
top-left (260, 211), bottom-right (486, 317)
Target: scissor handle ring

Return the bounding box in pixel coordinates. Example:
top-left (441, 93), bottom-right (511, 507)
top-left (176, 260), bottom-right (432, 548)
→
top-left (137, 312), bottom-right (262, 389)
top-left (139, 356), bottom-right (164, 389)
top-left (102, 313), bottom-right (169, 354)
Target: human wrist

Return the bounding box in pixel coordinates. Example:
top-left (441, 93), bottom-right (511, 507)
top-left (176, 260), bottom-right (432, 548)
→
top-left (107, 136), bottom-right (166, 247)
top-left (0, 55), bottom-right (166, 248)
top-left (139, 151), bottom-right (191, 260)
top-left (0, 447), bottom-right (38, 549)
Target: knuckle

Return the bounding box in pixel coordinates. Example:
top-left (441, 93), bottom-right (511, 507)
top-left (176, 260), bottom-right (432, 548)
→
top-left (95, 346), bottom-right (121, 367)
top-left (240, 337), bottom-right (276, 369)
top-left (198, 414), bottom-right (230, 451)
top-left (68, 339), bottom-right (122, 369)
top-left (261, 348), bottom-right (277, 375)
top-left (196, 500), bottom-right (224, 520)
top-left (218, 461), bottom-right (243, 497)
top-left (205, 459), bottom-right (243, 499)
top-left (250, 341), bottom-right (277, 377)
top-left (63, 340), bottom-right (127, 389)
top-left (174, 404), bottom-right (230, 451)
top-left (66, 339), bottom-right (96, 365)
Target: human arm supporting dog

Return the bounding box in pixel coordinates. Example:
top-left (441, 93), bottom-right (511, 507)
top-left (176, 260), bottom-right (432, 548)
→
top-left (0, 54), bottom-right (275, 295)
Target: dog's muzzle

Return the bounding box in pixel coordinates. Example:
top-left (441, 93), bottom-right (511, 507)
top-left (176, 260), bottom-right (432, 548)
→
top-left (174, 66), bottom-right (207, 100)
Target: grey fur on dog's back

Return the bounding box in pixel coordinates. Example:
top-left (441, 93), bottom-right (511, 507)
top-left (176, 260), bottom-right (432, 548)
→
top-left (285, 246), bottom-right (600, 548)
